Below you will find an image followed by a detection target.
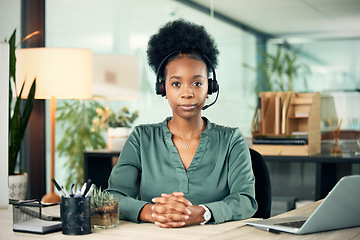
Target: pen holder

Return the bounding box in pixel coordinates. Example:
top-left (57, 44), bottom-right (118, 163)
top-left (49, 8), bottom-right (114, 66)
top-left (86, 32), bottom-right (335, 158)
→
top-left (60, 197), bottom-right (91, 235)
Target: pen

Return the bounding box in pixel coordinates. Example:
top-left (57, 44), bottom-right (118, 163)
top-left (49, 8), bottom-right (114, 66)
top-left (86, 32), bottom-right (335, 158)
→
top-left (74, 189), bottom-right (83, 198)
top-left (255, 226), bottom-right (281, 234)
top-left (61, 185), bottom-right (71, 198)
top-left (267, 228), bottom-right (281, 234)
top-left (51, 178), bottom-right (70, 198)
top-left (85, 184), bottom-right (95, 197)
top-left (74, 182), bottom-right (87, 198)
top-left (70, 183), bottom-right (76, 196)
top-left (80, 183), bottom-right (87, 196)
top-left (84, 179), bottom-right (92, 195)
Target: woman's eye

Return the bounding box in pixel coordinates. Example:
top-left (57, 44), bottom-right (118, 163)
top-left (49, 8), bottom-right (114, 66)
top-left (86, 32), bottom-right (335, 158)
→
top-left (172, 82), bottom-right (180, 87)
top-left (194, 82), bottom-right (202, 87)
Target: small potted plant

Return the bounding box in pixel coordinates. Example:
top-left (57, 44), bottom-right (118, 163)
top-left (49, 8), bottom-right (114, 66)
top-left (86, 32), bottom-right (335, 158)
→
top-left (90, 186), bottom-right (119, 229)
top-left (93, 106), bottom-right (139, 151)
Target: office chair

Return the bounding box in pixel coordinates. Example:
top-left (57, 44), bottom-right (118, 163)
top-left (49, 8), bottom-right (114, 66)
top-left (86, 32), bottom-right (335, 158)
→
top-left (249, 148), bottom-right (272, 219)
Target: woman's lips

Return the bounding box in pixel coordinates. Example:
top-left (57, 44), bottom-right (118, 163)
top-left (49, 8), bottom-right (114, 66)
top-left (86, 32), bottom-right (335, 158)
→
top-left (179, 104), bottom-right (196, 111)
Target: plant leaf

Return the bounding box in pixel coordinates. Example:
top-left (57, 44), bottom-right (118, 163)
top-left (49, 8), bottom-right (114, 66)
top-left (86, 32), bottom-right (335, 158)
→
top-left (9, 29), bottom-right (16, 85)
top-left (20, 79), bottom-right (36, 136)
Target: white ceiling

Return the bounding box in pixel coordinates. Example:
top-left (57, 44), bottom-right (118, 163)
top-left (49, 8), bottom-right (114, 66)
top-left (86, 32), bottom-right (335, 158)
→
top-left (189, 0), bottom-right (360, 40)
top-left (2, 0), bottom-right (359, 43)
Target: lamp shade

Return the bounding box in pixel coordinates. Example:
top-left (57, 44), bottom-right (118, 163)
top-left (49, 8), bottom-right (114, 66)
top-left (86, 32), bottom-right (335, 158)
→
top-left (15, 48), bottom-right (93, 99)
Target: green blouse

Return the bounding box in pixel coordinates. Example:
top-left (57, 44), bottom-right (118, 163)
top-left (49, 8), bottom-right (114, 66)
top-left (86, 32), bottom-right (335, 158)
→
top-left (107, 117), bottom-right (257, 224)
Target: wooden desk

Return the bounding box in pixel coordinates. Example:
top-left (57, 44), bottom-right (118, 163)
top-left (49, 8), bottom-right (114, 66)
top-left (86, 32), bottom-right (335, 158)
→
top-left (1, 201), bottom-right (359, 239)
top-left (263, 153), bottom-right (360, 200)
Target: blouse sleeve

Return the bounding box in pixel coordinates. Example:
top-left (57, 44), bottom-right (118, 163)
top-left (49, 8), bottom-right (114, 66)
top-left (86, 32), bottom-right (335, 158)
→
top-left (205, 128), bottom-right (258, 223)
top-left (107, 127), bottom-right (148, 223)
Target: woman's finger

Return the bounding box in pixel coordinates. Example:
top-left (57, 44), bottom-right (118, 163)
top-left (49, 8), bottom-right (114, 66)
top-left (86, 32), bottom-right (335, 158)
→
top-left (152, 202), bottom-right (192, 215)
top-left (152, 195), bottom-right (192, 207)
top-left (155, 221), bottom-right (185, 228)
top-left (153, 212), bottom-right (189, 223)
top-left (171, 191), bottom-right (184, 197)
top-left (165, 192), bottom-right (192, 206)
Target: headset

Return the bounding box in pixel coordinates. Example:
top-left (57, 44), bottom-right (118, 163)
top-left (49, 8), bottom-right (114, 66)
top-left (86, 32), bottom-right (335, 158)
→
top-left (155, 49), bottom-right (219, 110)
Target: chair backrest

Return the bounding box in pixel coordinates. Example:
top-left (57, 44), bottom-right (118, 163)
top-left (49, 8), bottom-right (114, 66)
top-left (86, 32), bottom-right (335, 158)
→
top-left (249, 148), bottom-right (271, 219)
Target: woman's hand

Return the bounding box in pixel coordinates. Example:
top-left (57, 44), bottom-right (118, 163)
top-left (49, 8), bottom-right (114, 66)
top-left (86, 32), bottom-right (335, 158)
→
top-left (150, 192), bottom-right (206, 228)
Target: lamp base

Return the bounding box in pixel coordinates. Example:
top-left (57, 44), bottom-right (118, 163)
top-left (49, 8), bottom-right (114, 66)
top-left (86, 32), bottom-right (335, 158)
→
top-left (41, 192), bottom-right (61, 203)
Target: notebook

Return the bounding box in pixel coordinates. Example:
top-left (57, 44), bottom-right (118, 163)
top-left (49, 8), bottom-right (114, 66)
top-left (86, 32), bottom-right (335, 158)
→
top-left (13, 218), bottom-right (62, 234)
top-left (245, 175), bottom-right (360, 234)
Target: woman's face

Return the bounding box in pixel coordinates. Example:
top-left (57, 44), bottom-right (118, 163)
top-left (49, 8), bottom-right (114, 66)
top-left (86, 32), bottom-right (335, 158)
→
top-left (165, 55), bottom-right (208, 119)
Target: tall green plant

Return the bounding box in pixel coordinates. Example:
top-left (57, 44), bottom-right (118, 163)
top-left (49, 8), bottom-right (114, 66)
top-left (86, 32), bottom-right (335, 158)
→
top-left (56, 100), bottom-right (106, 189)
top-left (244, 45), bottom-right (311, 96)
top-left (7, 29), bottom-right (36, 175)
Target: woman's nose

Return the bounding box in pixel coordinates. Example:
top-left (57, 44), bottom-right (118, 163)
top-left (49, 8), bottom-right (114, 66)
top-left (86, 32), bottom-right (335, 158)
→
top-left (181, 86), bottom-right (194, 98)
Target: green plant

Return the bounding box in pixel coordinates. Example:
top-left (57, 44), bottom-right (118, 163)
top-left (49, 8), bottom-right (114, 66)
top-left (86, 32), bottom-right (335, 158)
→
top-left (93, 106), bottom-right (139, 130)
top-left (244, 45), bottom-right (311, 95)
top-left (6, 29), bottom-right (36, 175)
top-left (56, 100), bottom-right (106, 189)
top-left (91, 186), bottom-right (114, 208)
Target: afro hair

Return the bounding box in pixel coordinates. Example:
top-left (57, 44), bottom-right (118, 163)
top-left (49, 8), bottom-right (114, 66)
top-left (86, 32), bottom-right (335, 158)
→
top-left (147, 19), bottom-right (219, 76)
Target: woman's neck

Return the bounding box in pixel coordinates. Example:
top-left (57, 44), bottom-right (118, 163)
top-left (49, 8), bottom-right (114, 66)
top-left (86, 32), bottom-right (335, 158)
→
top-left (168, 116), bottom-right (205, 141)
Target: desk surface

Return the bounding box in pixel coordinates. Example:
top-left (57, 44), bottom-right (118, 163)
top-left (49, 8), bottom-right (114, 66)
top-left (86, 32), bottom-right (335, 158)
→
top-left (1, 201), bottom-right (359, 240)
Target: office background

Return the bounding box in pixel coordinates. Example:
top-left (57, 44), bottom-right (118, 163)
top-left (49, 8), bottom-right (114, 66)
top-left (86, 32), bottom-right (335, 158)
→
top-left (1, 0), bottom-right (360, 201)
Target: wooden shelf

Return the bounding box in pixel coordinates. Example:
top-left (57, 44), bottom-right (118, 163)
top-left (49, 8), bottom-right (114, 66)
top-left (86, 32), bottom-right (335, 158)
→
top-left (251, 91), bottom-right (321, 156)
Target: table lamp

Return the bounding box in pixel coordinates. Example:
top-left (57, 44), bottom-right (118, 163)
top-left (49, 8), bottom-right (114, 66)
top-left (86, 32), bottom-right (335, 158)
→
top-left (15, 48), bottom-right (93, 203)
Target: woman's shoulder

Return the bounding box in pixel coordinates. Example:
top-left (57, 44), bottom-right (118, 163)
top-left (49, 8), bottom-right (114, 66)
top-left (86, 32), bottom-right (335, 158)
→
top-left (207, 120), bottom-right (240, 134)
top-left (210, 122), bottom-right (237, 131)
top-left (126, 122), bottom-right (164, 143)
top-left (132, 119), bottom-right (168, 135)
top-left (133, 121), bottom-right (163, 133)
top-left (206, 120), bottom-right (248, 151)
top-left (206, 119), bottom-right (244, 140)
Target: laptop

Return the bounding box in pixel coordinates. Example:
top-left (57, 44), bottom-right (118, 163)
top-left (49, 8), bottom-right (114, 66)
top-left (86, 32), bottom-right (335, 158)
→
top-left (245, 175), bottom-right (360, 234)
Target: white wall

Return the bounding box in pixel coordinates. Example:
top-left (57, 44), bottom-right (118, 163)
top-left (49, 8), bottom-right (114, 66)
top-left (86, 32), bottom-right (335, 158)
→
top-left (0, 0), bottom-right (21, 205)
top-left (0, 42), bottom-right (9, 208)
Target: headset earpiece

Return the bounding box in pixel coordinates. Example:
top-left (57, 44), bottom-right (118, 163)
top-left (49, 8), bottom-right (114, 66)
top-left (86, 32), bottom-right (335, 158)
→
top-left (155, 81), bottom-right (166, 97)
top-left (207, 78), bottom-right (219, 95)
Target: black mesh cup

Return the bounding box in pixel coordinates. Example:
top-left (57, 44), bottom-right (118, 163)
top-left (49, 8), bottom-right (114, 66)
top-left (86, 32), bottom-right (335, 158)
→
top-left (61, 197), bottom-right (91, 235)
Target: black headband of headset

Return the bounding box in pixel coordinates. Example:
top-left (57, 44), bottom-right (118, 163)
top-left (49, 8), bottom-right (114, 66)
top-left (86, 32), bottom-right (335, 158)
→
top-left (155, 49), bottom-right (216, 85)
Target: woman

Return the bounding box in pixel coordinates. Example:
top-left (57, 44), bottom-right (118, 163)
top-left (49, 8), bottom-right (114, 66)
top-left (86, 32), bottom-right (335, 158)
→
top-left (107, 19), bottom-right (257, 228)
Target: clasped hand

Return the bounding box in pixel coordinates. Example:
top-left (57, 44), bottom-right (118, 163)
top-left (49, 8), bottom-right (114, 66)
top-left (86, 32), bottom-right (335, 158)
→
top-left (150, 191), bottom-right (203, 228)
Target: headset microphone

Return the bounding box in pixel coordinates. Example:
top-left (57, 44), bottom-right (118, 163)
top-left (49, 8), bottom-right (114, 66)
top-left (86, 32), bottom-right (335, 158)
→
top-left (202, 89), bottom-right (219, 110)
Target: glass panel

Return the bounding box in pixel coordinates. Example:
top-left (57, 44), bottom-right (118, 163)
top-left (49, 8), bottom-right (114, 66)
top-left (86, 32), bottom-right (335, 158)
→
top-left (46, 0), bottom-right (257, 188)
top-left (46, 0), bottom-right (257, 135)
top-left (267, 39), bottom-right (360, 93)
